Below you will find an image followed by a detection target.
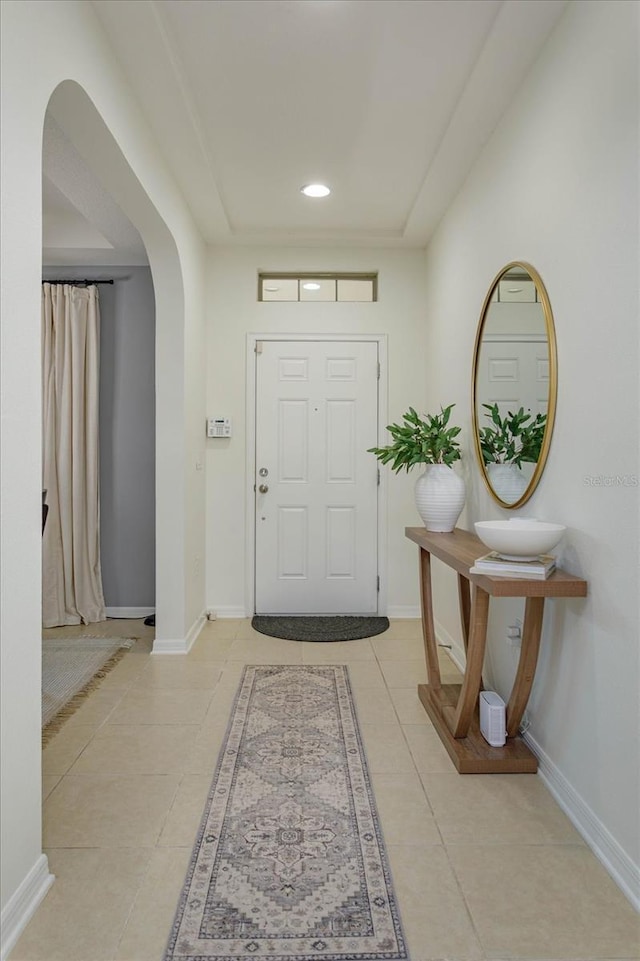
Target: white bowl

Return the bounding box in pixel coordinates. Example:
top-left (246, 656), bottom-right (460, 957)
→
top-left (474, 519), bottom-right (566, 560)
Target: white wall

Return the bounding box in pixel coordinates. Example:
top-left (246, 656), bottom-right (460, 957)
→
top-left (183, 239), bottom-right (208, 638)
top-left (422, 0), bottom-right (639, 901)
top-left (0, 0), bottom-right (206, 943)
top-left (205, 247), bottom-right (430, 617)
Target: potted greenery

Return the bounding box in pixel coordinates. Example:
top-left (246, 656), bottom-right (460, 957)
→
top-left (368, 405), bottom-right (465, 532)
top-left (478, 403), bottom-right (547, 502)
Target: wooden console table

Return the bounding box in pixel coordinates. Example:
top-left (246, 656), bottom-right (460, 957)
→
top-left (405, 527), bottom-right (587, 774)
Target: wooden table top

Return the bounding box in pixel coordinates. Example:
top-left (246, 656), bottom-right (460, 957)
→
top-left (405, 527), bottom-right (588, 598)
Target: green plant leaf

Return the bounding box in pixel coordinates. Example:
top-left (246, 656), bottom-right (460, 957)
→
top-left (479, 405), bottom-right (547, 465)
top-left (368, 404), bottom-right (462, 472)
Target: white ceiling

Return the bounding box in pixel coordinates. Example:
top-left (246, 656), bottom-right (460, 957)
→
top-left (42, 115), bottom-right (148, 266)
top-left (43, 0), bottom-right (568, 261)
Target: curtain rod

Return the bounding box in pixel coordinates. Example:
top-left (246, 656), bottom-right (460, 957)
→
top-left (42, 279), bottom-right (114, 286)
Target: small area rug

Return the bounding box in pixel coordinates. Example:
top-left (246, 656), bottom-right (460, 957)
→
top-left (42, 635), bottom-right (134, 742)
top-left (251, 615), bottom-right (390, 642)
top-left (164, 664), bottom-right (408, 960)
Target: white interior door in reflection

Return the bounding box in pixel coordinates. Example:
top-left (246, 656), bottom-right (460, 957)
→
top-left (255, 340), bottom-right (379, 614)
top-left (477, 336), bottom-right (549, 485)
top-left (477, 337), bottom-right (549, 418)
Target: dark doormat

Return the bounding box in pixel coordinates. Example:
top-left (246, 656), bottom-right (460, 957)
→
top-left (251, 615), bottom-right (390, 642)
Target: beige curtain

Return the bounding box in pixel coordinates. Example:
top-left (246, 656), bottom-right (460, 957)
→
top-left (42, 283), bottom-right (106, 627)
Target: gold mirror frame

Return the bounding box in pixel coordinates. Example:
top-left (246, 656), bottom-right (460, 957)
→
top-left (472, 261), bottom-right (558, 509)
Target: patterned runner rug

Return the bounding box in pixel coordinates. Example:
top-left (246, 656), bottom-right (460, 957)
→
top-left (164, 665), bottom-right (409, 960)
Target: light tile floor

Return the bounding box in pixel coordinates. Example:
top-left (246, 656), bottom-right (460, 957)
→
top-left (13, 618), bottom-right (640, 961)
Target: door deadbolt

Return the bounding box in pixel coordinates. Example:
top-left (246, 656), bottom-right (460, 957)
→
top-left (258, 484), bottom-right (269, 494)
top-left (259, 467), bottom-right (269, 477)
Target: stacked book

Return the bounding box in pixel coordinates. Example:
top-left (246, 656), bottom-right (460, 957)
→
top-left (470, 551), bottom-right (556, 580)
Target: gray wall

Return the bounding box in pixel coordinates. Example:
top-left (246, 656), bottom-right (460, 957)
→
top-left (42, 266), bottom-right (156, 610)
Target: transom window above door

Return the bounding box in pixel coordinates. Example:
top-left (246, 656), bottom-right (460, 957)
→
top-left (258, 273), bottom-right (377, 302)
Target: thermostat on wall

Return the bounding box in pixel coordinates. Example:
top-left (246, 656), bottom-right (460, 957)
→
top-left (207, 417), bottom-right (232, 438)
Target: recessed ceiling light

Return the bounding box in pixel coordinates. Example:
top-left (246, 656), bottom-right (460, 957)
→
top-left (302, 282), bottom-right (321, 290)
top-left (301, 183), bottom-right (331, 198)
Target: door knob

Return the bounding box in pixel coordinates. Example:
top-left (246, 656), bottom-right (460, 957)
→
top-left (258, 484), bottom-right (269, 494)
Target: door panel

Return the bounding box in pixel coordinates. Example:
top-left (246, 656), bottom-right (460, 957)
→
top-left (279, 401), bottom-right (308, 481)
top-left (326, 507), bottom-right (355, 578)
top-left (277, 507), bottom-right (307, 578)
top-left (326, 400), bottom-right (355, 481)
top-left (478, 339), bottom-right (549, 418)
top-left (477, 337), bottom-right (549, 486)
top-left (255, 340), bottom-right (379, 614)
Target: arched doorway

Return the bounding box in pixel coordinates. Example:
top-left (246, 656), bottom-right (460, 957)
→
top-left (0, 57), bottom-right (203, 952)
top-left (42, 111), bottom-right (156, 631)
top-left (44, 80), bottom-right (190, 645)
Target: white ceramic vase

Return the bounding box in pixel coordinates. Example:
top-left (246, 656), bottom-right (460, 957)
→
top-left (414, 464), bottom-right (466, 532)
top-left (487, 463), bottom-right (528, 504)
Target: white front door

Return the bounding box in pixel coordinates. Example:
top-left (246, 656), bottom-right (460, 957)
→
top-left (255, 340), bottom-right (379, 614)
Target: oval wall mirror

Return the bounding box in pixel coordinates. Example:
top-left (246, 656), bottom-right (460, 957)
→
top-left (472, 262), bottom-right (557, 508)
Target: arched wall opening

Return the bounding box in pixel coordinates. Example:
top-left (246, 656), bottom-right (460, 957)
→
top-left (42, 80), bottom-right (184, 638)
top-left (1, 18), bottom-right (204, 941)
top-left (44, 80), bottom-right (188, 644)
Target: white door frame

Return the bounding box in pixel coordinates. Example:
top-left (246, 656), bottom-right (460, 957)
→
top-left (245, 333), bottom-right (388, 617)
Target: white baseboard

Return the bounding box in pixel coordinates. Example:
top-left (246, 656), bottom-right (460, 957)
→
top-left (418, 617), bottom-right (638, 910)
top-left (386, 605), bottom-right (420, 619)
top-left (434, 618), bottom-right (466, 672)
top-left (152, 638), bottom-right (188, 654)
top-left (212, 606), bottom-right (419, 620)
top-left (207, 606), bottom-right (247, 619)
top-left (152, 611), bottom-right (206, 655)
top-left (105, 606), bottom-right (154, 619)
top-left (524, 730), bottom-right (640, 911)
top-left (0, 854), bottom-right (54, 961)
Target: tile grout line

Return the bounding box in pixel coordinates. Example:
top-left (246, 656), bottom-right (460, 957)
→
top-left (375, 635), bottom-right (489, 958)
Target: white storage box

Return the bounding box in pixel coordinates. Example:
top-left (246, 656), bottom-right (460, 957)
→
top-left (479, 691), bottom-right (506, 747)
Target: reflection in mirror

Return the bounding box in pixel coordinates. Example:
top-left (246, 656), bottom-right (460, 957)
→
top-left (472, 262), bottom-right (557, 508)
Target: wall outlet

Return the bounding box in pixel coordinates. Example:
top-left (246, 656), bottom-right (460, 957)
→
top-left (506, 617), bottom-right (522, 646)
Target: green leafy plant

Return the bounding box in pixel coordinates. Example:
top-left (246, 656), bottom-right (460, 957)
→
top-left (368, 405), bottom-right (462, 471)
top-left (479, 403), bottom-right (546, 467)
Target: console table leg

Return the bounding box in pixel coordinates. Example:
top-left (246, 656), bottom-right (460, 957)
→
top-left (419, 548), bottom-right (441, 690)
top-left (506, 596), bottom-right (545, 737)
top-left (452, 586), bottom-right (490, 737)
top-left (457, 574), bottom-right (471, 652)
